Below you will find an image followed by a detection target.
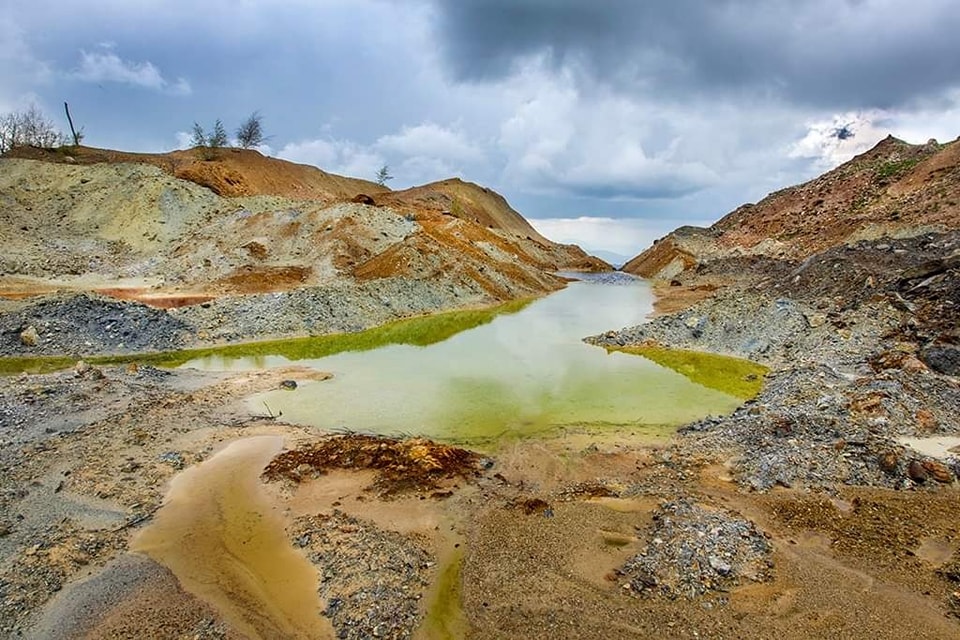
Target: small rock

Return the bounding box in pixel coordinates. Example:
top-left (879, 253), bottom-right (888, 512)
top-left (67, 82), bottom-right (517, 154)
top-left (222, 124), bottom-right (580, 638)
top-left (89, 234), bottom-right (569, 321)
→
top-left (878, 451), bottom-right (899, 474)
top-left (916, 409), bottom-right (938, 433)
top-left (806, 313), bottom-right (828, 329)
top-left (20, 325), bottom-right (39, 347)
top-left (708, 555), bottom-right (732, 576)
top-left (294, 463), bottom-right (314, 480)
top-left (907, 460), bottom-right (929, 483)
top-left (921, 460), bottom-right (954, 484)
top-left (159, 451), bottom-right (186, 470)
top-left (279, 379), bottom-right (298, 390)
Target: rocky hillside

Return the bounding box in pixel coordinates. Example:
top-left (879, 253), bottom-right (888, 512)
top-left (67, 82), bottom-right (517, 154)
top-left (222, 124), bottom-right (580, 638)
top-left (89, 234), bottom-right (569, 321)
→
top-left (0, 148), bottom-right (605, 302)
top-left (625, 135), bottom-right (960, 278)
top-left (0, 145), bottom-right (606, 354)
top-left (593, 134), bottom-right (960, 515)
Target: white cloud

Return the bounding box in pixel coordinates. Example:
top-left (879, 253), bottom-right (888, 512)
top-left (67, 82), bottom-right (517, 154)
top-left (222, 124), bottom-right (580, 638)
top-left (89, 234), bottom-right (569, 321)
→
top-left (495, 62), bottom-right (719, 200)
top-left (788, 110), bottom-right (890, 168)
top-left (376, 123), bottom-right (482, 162)
top-left (529, 216), bottom-right (710, 259)
top-left (0, 18), bottom-right (53, 111)
top-left (883, 89), bottom-right (960, 145)
top-left (278, 137), bottom-right (384, 182)
top-left (73, 47), bottom-right (191, 95)
top-left (278, 121), bottom-right (489, 186)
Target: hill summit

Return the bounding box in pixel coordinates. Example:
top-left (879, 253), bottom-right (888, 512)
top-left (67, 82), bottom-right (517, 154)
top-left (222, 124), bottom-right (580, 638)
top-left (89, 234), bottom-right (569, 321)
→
top-left (624, 135), bottom-right (959, 279)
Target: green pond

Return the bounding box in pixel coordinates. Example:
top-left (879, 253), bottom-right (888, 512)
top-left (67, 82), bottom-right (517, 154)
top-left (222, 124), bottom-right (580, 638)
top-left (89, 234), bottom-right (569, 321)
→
top-left (177, 275), bottom-right (759, 443)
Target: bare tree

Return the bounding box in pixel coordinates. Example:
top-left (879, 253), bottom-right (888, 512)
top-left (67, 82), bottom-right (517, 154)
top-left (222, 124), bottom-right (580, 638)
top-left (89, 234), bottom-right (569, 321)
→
top-left (236, 111), bottom-right (266, 149)
top-left (0, 104), bottom-right (67, 153)
top-left (375, 164), bottom-right (393, 186)
top-left (63, 102), bottom-right (84, 146)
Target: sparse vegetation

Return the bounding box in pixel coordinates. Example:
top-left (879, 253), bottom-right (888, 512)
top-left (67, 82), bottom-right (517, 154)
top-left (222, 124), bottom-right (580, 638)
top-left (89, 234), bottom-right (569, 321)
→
top-left (236, 111), bottom-right (267, 149)
top-left (0, 104), bottom-right (67, 154)
top-left (208, 119), bottom-right (228, 147)
top-left (189, 119), bottom-right (229, 149)
top-left (375, 164), bottom-right (393, 186)
top-left (876, 157), bottom-right (920, 179)
top-left (190, 119), bottom-right (229, 159)
top-left (189, 122), bottom-right (207, 148)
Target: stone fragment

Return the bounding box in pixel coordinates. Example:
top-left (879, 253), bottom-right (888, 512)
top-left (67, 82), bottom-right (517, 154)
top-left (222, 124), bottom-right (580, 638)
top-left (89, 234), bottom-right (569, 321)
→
top-left (878, 451), bottom-right (899, 474)
top-left (921, 460), bottom-right (954, 484)
top-left (20, 325), bottom-right (39, 346)
top-left (916, 409), bottom-right (938, 433)
top-left (907, 460), bottom-right (929, 483)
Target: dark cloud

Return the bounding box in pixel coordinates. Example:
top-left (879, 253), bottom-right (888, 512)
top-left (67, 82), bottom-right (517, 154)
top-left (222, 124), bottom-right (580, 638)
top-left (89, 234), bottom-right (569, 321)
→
top-left (431, 0), bottom-right (960, 109)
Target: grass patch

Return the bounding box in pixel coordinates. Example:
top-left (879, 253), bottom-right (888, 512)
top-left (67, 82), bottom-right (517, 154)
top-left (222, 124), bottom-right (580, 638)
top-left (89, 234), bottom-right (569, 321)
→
top-left (876, 157), bottom-right (920, 180)
top-left (0, 299), bottom-right (531, 376)
top-left (613, 344), bottom-right (768, 400)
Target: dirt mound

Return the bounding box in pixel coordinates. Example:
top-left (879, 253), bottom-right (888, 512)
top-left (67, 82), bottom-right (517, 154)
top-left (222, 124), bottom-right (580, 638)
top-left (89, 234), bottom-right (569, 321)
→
top-left (5, 145), bottom-right (385, 201)
top-left (262, 434), bottom-right (484, 496)
top-left (379, 178), bottom-right (548, 241)
top-left (626, 135), bottom-right (960, 278)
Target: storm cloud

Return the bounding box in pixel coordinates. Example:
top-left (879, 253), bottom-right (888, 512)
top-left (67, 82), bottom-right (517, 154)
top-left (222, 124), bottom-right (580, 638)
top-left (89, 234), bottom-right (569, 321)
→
top-left (430, 0), bottom-right (960, 109)
top-left (2, 1), bottom-right (960, 257)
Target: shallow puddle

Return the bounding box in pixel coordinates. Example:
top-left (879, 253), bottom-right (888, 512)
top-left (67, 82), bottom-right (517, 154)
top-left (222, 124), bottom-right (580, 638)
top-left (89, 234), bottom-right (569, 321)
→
top-left (419, 548), bottom-right (467, 640)
top-left (131, 436), bottom-right (332, 640)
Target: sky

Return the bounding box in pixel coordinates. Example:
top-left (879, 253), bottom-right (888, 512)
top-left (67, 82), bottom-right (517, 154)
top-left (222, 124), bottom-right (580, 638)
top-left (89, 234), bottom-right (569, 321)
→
top-left (4, 0), bottom-right (960, 262)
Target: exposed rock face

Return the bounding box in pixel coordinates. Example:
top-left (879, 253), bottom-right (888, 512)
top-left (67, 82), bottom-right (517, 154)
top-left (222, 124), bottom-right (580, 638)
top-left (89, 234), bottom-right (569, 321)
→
top-left (624, 135), bottom-right (960, 278)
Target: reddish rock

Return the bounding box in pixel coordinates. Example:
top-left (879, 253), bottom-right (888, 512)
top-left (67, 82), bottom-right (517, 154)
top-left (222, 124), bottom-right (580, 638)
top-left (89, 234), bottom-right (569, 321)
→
top-left (921, 460), bottom-right (954, 484)
top-left (878, 451), bottom-right (899, 474)
top-left (916, 409), bottom-right (938, 433)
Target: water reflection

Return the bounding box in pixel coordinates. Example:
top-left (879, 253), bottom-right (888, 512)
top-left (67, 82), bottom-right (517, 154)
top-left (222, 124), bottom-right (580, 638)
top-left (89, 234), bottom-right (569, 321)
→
top-left (184, 278), bottom-right (744, 442)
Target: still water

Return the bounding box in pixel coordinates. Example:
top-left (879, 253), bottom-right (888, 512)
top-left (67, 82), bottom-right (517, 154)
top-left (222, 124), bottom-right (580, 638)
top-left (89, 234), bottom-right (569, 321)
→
top-left (181, 276), bottom-right (744, 443)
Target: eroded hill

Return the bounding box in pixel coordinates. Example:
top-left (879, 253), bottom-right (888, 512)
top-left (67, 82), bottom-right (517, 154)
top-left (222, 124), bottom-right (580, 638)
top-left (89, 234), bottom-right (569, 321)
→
top-left (0, 146), bottom-right (606, 354)
top-left (624, 135), bottom-right (960, 279)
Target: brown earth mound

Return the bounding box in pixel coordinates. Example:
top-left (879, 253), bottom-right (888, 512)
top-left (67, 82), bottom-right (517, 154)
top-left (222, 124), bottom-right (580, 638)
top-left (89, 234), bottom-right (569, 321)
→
top-left (262, 434), bottom-right (484, 496)
top-left (5, 145), bottom-right (386, 201)
top-left (380, 178), bottom-right (549, 242)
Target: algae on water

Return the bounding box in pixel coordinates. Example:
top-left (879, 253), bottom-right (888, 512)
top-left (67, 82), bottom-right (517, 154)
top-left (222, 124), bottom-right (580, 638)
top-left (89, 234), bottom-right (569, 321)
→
top-left (0, 299), bottom-right (531, 376)
top-left (612, 344), bottom-right (768, 400)
top-left (420, 549), bottom-right (467, 640)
